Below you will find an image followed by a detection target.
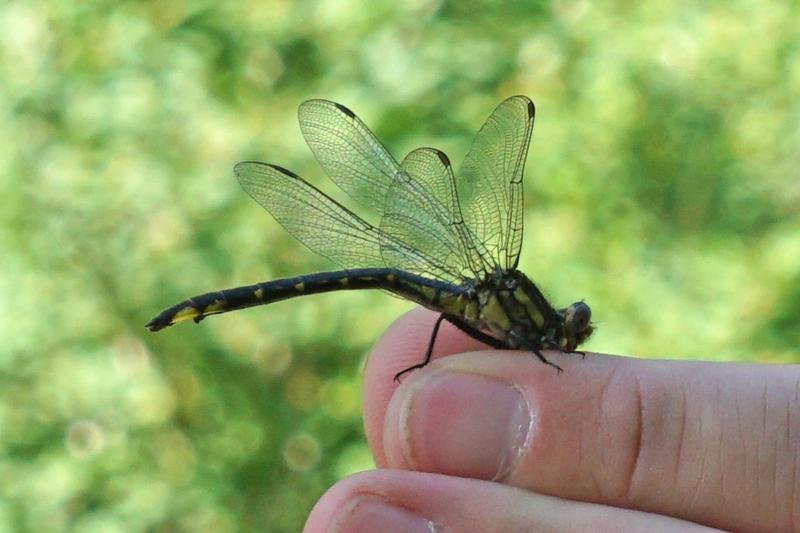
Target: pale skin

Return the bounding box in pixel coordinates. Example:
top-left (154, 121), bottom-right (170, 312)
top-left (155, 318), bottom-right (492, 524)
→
top-left (303, 308), bottom-right (800, 532)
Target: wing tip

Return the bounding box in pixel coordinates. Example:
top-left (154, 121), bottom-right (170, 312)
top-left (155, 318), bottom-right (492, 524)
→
top-left (333, 102), bottom-right (356, 118)
top-left (504, 95), bottom-right (536, 118)
top-left (233, 161), bottom-right (301, 180)
top-left (268, 164), bottom-right (301, 179)
top-left (299, 98), bottom-right (357, 120)
top-left (434, 149), bottom-right (451, 168)
top-left (298, 99), bottom-right (357, 122)
top-left (233, 160), bottom-right (262, 173)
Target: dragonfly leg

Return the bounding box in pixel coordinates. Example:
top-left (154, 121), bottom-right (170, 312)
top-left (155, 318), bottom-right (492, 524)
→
top-left (533, 348), bottom-right (563, 374)
top-left (443, 315), bottom-right (507, 350)
top-left (393, 315), bottom-right (516, 382)
top-left (511, 331), bottom-right (563, 373)
top-left (394, 314), bottom-right (447, 383)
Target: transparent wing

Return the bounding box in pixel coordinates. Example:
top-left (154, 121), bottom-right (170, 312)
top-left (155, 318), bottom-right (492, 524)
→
top-left (298, 99), bottom-right (400, 211)
top-left (381, 148), bottom-right (491, 281)
top-left (458, 95), bottom-right (535, 270)
top-left (234, 161), bottom-right (458, 281)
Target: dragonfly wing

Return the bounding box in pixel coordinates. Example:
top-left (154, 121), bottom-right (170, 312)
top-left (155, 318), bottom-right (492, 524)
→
top-left (298, 99), bottom-right (400, 211)
top-left (235, 161), bottom-right (386, 269)
top-left (235, 161), bottom-right (458, 281)
top-left (458, 96), bottom-right (535, 271)
top-left (381, 148), bottom-right (489, 282)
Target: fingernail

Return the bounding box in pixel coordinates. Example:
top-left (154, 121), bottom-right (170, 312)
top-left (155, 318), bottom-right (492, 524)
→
top-left (398, 371), bottom-right (532, 480)
top-left (330, 495), bottom-right (437, 533)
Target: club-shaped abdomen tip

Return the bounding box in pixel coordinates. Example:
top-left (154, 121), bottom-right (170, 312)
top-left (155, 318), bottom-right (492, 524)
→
top-left (145, 309), bottom-right (181, 331)
top-left (145, 315), bottom-right (168, 332)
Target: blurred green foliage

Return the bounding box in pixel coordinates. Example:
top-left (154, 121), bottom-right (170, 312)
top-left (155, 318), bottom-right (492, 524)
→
top-left (1, 0), bottom-right (798, 531)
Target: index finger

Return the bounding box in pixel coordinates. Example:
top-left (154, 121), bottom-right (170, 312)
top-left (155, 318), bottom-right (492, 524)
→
top-left (363, 307), bottom-right (800, 532)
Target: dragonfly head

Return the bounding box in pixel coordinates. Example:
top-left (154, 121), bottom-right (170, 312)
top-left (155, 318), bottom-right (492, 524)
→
top-left (561, 301), bottom-right (593, 351)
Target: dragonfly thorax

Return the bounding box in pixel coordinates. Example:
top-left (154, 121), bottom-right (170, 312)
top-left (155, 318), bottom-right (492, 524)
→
top-left (472, 270), bottom-right (593, 354)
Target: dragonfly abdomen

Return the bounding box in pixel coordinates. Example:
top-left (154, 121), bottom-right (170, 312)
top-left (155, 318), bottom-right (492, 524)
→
top-left (145, 268), bottom-right (462, 331)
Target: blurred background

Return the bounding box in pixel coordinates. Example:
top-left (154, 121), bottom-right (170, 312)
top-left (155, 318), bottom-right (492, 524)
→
top-left (1, 0), bottom-right (798, 531)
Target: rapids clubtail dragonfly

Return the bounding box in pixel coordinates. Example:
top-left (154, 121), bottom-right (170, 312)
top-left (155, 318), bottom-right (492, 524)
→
top-left (146, 96), bottom-right (594, 379)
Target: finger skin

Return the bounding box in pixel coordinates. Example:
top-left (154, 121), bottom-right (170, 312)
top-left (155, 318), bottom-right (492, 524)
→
top-left (363, 308), bottom-right (800, 532)
top-left (363, 308), bottom-right (489, 467)
top-left (303, 470), bottom-right (720, 533)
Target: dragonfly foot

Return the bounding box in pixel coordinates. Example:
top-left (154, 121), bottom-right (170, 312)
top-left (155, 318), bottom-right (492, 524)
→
top-left (393, 363), bottom-right (427, 383)
top-left (532, 349), bottom-right (563, 374)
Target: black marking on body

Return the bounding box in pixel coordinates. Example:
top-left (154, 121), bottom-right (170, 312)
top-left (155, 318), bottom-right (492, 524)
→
top-left (435, 150), bottom-right (450, 167)
top-left (531, 282), bottom-right (559, 325)
top-left (527, 100), bottom-right (535, 118)
top-left (432, 288), bottom-right (441, 306)
top-left (508, 286), bottom-right (536, 326)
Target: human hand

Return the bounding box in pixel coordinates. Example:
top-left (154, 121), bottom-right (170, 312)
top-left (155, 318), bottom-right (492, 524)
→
top-left (304, 308), bottom-right (799, 532)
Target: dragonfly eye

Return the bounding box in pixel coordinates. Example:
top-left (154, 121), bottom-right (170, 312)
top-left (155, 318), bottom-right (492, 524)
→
top-left (565, 301), bottom-right (591, 334)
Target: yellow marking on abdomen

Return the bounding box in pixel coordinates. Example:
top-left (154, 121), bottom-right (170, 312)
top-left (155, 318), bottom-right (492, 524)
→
top-left (294, 282), bottom-right (305, 292)
top-left (420, 286), bottom-right (437, 301)
top-left (338, 278), bottom-right (349, 286)
top-left (254, 287), bottom-right (264, 299)
top-left (203, 300), bottom-right (226, 314)
top-left (439, 293), bottom-right (468, 315)
top-left (173, 306), bottom-right (200, 323)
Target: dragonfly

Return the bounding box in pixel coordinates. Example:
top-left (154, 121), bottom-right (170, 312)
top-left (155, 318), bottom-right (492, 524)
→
top-left (146, 96), bottom-right (594, 380)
